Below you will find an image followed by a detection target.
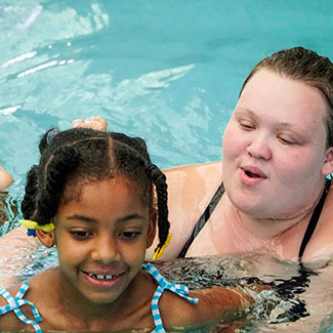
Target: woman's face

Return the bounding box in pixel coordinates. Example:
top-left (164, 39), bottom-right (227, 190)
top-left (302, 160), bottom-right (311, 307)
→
top-left (222, 69), bottom-right (333, 219)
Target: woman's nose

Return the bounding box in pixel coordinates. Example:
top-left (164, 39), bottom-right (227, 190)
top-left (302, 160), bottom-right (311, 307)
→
top-left (246, 136), bottom-right (272, 160)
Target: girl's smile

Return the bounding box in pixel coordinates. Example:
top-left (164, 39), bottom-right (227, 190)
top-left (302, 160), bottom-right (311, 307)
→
top-left (81, 270), bottom-right (126, 289)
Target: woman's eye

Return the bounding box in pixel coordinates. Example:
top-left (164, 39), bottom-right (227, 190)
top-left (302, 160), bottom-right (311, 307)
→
top-left (70, 230), bottom-right (91, 239)
top-left (278, 136), bottom-right (296, 145)
top-left (239, 121), bottom-right (254, 130)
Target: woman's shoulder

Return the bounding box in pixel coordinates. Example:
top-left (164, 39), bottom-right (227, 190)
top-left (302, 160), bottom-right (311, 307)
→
top-left (164, 161), bottom-right (222, 181)
top-left (303, 182), bottom-right (333, 260)
top-left (163, 161), bottom-right (223, 212)
top-left (146, 162), bottom-right (223, 260)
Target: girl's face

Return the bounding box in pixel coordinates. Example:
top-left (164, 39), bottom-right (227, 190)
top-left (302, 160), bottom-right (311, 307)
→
top-left (222, 69), bottom-right (333, 219)
top-left (49, 176), bottom-right (156, 305)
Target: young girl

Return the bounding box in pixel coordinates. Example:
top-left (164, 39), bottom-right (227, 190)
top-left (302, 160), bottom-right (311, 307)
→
top-left (0, 128), bottom-right (259, 332)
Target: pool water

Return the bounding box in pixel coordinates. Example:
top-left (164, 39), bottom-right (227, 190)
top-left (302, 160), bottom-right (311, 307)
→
top-left (1, 1), bottom-right (333, 332)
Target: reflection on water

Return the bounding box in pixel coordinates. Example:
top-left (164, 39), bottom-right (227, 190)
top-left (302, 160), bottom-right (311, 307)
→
top-left (0, 191), bottom-right (18, 230)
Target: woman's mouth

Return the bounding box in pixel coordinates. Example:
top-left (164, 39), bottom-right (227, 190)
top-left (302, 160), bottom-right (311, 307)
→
top-left (245, 170), bottom-right (260, 178)
top-left (242, 166), bottom-right (267, 178)
top-left (241, 166), bottom-right (267, 185)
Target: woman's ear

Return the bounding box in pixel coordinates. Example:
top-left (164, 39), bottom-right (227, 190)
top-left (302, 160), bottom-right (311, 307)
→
top-left (321, 147), bottom-right (333, 176)
top-left (36, 229), bottom-right (55, 248)
top-left (146, 209), bottom-right (157, 248)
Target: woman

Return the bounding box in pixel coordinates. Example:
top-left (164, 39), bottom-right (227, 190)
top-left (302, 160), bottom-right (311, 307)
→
top-left (147, 46), bottom-right (333, 262)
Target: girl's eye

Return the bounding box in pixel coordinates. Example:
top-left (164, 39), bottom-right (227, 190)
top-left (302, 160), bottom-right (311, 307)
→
top-left (70, 230), bottom-right (91, 240)
top-left (120, 231), bottom-right (141, 239)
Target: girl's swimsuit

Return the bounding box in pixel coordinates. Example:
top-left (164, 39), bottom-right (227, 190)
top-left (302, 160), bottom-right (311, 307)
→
top-left (0, 263), bottom-right (198, 333)
top-left (178, 179), bottom-right (331, 261)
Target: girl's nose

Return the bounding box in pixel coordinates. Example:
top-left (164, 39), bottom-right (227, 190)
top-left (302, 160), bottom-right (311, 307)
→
top-left (246, 137), bottom-right (272, 160)
top-left (91, 235), bottom-right (120, 263)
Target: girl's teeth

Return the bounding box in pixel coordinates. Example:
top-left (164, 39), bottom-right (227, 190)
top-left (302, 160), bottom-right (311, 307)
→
top-left (88, 273), bottom-right (119, 280)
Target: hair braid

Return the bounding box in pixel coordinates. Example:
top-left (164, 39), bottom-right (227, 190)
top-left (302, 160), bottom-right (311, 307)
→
top-left (110, 133), bottom-right (170, 249)
top-left (144, 163), bottom-right (170, 249)
top-left (21, 165), bottom-right (39, 219)
top-left (35, 146), bottom-right (80, 225)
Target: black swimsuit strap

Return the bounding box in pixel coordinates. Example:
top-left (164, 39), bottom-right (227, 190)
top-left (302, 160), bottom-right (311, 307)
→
top-left (177, 179), bottom-right (330, 260)
top-left (177, 183), bottom-right (225, 258)
top-left (298, 178), bottom-right (331, 261)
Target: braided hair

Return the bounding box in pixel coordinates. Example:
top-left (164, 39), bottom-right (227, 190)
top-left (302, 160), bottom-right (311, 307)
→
top-left (21, 128), bottom-right (170, 251)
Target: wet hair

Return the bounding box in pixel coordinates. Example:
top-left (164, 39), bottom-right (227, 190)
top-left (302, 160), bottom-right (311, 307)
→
top-left (21, 128), bottom-right (170, 251)
top-left (240, 47), bottom-right (333, 147)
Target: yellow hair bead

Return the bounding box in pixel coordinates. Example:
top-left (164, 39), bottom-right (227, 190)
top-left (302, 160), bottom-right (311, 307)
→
top-left (152, 233), bottom-right (172, 260)
top-left (20, 219), bottom-right (55, 232)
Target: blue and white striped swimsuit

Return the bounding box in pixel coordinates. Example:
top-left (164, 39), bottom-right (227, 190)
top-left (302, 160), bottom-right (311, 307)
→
top-left (143, 263), bottom-right (198, 333)
top-left (0, 263), bottom-right (198, 333)
top-left (0, 281), bottom-right (43, 332)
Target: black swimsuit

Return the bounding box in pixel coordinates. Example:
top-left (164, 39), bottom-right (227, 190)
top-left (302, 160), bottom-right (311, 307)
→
top-left (178, 179), bottom-right (331, 261)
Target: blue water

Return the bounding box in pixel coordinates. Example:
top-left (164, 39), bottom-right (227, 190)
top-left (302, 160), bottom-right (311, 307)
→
top-left (1, 1), bottom-right (333, 332)
top-left (1, 0), bottom-right (333, 197)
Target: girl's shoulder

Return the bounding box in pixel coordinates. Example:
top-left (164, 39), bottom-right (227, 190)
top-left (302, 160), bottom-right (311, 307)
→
top-left (0, 268), bottom-right (59, 331)
top-left (0, 283), bottom-right (23, 305)
top-left (0, 268), bottom-right (58, 306)
top-left (0, 282), bottom-right (35, 331)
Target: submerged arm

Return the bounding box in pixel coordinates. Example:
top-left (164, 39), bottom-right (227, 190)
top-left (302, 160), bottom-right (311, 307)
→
top-left (160, 283), bottom-right (269, 330)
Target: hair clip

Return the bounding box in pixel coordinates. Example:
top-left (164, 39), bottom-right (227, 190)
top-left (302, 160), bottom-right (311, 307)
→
top-left (46, 128), bottom-right (60, 144)
top-left (20, 220), bottom-right (55, 232)
top-left (152, 233), bottom-right (172, 260)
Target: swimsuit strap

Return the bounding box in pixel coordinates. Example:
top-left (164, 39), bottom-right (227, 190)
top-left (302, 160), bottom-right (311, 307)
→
top-left (143, 263), bottom-right (198, 333)
top-left (178, 182), bottom-right (225, 258)
top-left (0, 281), bottom-right (43, 333)
top-left (298, 178), bottom-right (331, 261)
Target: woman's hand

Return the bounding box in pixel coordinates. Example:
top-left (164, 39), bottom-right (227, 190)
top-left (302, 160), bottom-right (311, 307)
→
top-left (72, 116), bottom-right (108, 132)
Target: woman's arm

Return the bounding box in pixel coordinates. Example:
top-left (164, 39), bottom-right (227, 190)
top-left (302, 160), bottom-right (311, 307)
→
top-left (160, 283), bottom-right (269, 330)
top-left (0, 162), bottom-right (13, 191)
top-left (0, 227), bottom-right (40, 288)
